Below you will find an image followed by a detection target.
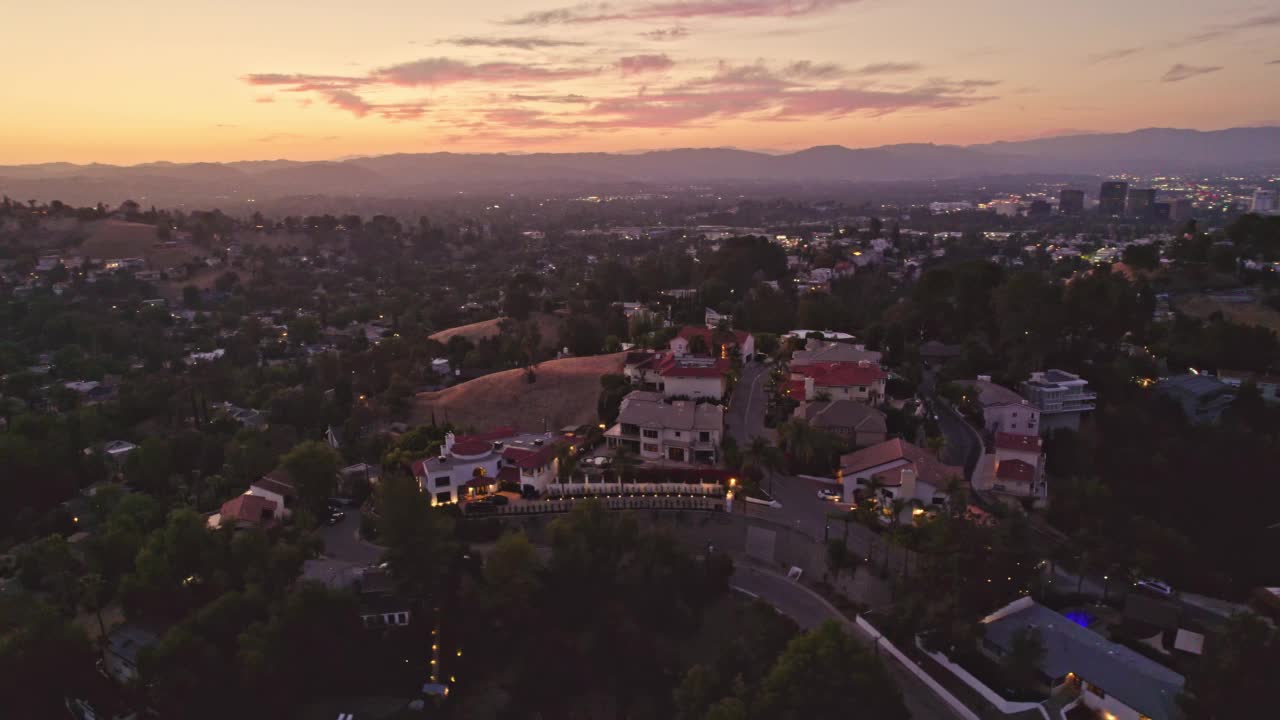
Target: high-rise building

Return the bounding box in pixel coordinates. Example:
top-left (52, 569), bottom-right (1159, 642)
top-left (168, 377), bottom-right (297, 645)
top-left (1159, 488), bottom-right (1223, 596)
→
top-left (1152, 202), bottom-right (1171, 221)
top-left (1099, 181), bottom-right (1128, 216)
top-left (1253, 189), bottom-right (1278, 215)
top-left (1125, 188), bottom-right (1157, 219)
top-left (1169, 198), bottom-right (1193, 223)
top-left (1059, 189), bottom-right (1085, 214)
top-left (1028, 199), bottom-right (1052, 217)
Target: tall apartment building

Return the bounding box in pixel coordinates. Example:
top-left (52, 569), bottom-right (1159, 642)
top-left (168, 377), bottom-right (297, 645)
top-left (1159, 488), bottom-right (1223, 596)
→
top-left (1099, 181), bottom-right (1128, 216)
top-left (1058, 189), bottom-right (1085, 214)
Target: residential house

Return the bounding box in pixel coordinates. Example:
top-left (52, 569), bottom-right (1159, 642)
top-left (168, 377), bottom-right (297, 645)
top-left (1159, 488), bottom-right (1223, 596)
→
top-left (973, 432), bottom-right (1048, 506)
top-left (704, 307), bottom-right (733, 328)
top-left (790, 341), bottom-right (883, 367)
top-left (358, 568), bottom-right (412, 629)
top-left (604, 391), bottom-right (722, 464)
top-left (625, 351), bottom-right (732, 401)
top-left (1020, 369), bottom-right (1096, 434)
top-left (1154, 374), bottom-right (1235, 425)
top-left (1218, 369), bottom-right (1280, 404)
top-left (214, 493), bottom-right (280, 529)
top-left (785, 361), bottom-right (886, 403)
top-left (794, 400), bottom-right (887, 447)
top-left (670, 326), bottom-right (755, 359)
top-left (980, 597), bottom-right (1185, 720)
top-left (412, 428), bottom-right (568, 505)
top-left (247, 473), bottom-right (298, 518)
top-left (103, 624), bottom-right (161, 684)
top-left (961, 376), bottom-right (1040, 436)
top-left (838, 438), bottom-right (963, 516)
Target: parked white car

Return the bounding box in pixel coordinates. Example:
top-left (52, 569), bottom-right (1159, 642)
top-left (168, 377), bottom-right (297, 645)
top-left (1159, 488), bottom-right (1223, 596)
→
top-left (817, 487), bottom-right (842, 502)
top-left (1134, 578), bottom-right (1175, 597)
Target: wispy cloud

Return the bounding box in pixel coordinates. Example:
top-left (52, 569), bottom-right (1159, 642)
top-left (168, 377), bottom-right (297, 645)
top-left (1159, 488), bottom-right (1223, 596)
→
top-left (253, 96), bottom-right (275, 103)
top-left (444, 35), bottom-right (588, 49)
top-left (1172, 12), bottom-right (1280, 47)
top-left (1087, 47), bottom-right (1143, 64)
top-left (505, 0), bottom-right (862, 25)
top-left (619, 53), bottom-right (676, 75)
top-left (641, 26), bottom-right (690, 40)
top-left (1268, 59), bottom-right (1280, 65)
top-left (1161, 63), bottom-right (1223, 82)
top-left (508, 92), bottom-right (593, 103)
top-left (848, 61), bottom-right (923, 76)
top-left (782, 60), bottom-right (844, 79)
top-left (374, 57), bottom-right (598, 86)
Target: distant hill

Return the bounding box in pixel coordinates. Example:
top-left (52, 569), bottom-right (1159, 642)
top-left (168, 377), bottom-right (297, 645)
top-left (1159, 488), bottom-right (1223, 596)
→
top-left (3, 126), bottom-right (1277, 204)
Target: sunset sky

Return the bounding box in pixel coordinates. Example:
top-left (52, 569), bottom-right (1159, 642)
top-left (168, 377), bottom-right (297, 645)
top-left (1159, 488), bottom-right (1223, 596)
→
top-left (4, 0), bottom-right (1279, 164)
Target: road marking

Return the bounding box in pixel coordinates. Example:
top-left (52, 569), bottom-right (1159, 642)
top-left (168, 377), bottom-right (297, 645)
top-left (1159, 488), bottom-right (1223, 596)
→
top-left (730, 585), bottom-right (760, 599)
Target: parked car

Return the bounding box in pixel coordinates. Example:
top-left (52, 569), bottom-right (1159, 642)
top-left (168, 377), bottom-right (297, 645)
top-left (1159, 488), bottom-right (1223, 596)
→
top-left (326, 511), bottom-right (346, 526)
top-left (817, 487), bottom-right (843, 502)
top-left (489, 494), bottom-right (510, 506)
top-left (1134, 578), bottom-right (1175, 597)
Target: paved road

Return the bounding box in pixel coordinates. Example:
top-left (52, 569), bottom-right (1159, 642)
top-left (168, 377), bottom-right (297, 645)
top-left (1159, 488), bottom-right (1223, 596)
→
top-left (319, 508), bottom-right (384, 565)
top-left (731, 564), bottom-right (966, 720)
top-left (726, 360), bottom-right (773, 446)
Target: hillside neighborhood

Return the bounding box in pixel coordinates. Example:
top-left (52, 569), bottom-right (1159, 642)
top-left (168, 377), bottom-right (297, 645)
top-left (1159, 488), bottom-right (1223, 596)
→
top-left (3, 188), bottom-right (1280, 720)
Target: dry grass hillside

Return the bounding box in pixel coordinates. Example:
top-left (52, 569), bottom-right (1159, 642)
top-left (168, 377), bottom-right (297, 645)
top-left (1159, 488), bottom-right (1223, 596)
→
top-left (79, 219), bottom-right (197, 267)
top-left (412, 353), bottom-right (624, 432)
top-left (429, 312), bottom-right (563, 350)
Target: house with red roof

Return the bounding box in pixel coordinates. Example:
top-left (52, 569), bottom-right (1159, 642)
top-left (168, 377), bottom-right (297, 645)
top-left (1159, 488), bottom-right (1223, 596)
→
top-left (411, 429), bottom-right (570, 505)
top-left (838, 438), bottom-right (964, 520)
top-left (789, 361), bottom-right (886, 403)
top-left (624, 351), bottom-right (732, 400)
top-left (214, 493), bottom-right (279, 529)
top-left (973, 432), bottom-right (1048, 506)
top-left (670, 326), bottom-right (754, 360)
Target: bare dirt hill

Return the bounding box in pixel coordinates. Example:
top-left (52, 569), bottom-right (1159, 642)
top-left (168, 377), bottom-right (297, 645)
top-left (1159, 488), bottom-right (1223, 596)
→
top-left (79, 219), bottom-right (196, 268)
top-left (412, 353), bottom-right (624, 432)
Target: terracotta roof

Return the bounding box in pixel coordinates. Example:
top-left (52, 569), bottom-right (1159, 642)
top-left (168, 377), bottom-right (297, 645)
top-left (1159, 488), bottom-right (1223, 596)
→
top-left (995, 458), bottom-right (1036, 482)
top-left (782, 379), bottom-right (806, 397)
top-left (995, 432), bottom-right (1042, 453)
top-left (795, 361), bottom-right (886, 388)
top-left (655, 354), bottom-right (731, 378)
top-left (450, 438), bottom-right (494, 456)
top-left (502, 442), bottom-right (559, 470)
top-left (840, 438), bottom-right (962, 488)
top-left (220, 494), bottom-right (278, 526)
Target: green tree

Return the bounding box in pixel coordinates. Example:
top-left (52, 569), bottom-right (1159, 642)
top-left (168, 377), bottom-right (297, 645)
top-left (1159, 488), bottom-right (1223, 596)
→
top-left (755, 620), bottom-right (908, 720)
top-left (280, 440), bottom-right (341, 516)
top-left (1180, 613), bottom-right (1280, 720)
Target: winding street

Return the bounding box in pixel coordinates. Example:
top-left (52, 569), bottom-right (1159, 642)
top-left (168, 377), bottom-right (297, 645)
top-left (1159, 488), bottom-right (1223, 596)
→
top-left (725, 360), bottom-right (773, 447)
top-left (731, 564), bottom-right (966, 720)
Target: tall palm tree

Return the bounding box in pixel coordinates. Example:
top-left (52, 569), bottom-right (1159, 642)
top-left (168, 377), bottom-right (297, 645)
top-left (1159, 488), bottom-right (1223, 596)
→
top-left (777, 419), bottom-right (819, 470)
top-left (742, 436), bottom-right (784, 493)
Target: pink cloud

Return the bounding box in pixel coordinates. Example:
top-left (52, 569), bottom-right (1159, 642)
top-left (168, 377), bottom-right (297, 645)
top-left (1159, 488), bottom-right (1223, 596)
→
top-left (374, 57), bottom-right (598, 86)
top-left (507, 0), bottom-right (862, 25)
top-left (325, 90), bottom-right (372, 117)
top-left (619, 54), bottom-right (676, 75)
top-left (641, 26), bottom-right (690, 40)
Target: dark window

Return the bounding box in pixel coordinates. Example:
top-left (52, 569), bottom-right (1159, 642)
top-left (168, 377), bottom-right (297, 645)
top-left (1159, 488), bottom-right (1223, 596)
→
top-left (642, 429), bottom-right (659, 438)
top-left (434, 475), bottom-right (450, 488)
top-left (435, 491), bottom-right (451, 504)
top-left (699, 431), bottom-right (710, 442)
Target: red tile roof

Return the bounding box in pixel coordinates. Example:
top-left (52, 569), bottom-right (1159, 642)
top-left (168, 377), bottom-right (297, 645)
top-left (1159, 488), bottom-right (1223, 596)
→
top-left (995, 432), bottom-right (1042, 453)
top-left (220, 494), bottom-right (278, 526)
top-left (502, 443), bottom-right (559, 470)
top-left (655, 354), bottom-right (731, 378)
top-left (995, 459), bottom-right (1036, 483)
top-left (782, 379), bottom-right (806, 397)
top-left (840, 438), bottom-right (962, 488)
top-left (795, 361), bottom-right (885, 388)
top-left (497, 466), bottom-right (521, 484)
top-left (450, 438), bottom-right (495, 456)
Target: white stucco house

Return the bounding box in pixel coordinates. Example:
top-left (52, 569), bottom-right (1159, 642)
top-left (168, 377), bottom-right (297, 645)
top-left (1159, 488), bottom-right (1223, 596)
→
top-left (838, 438), bottom-right (964, 517)
top-left (605, 391), bottom-right (722, 464)
top-left (962, 376), bottom-right (1040, 436)
top-left (670, 326), bottom-right (754, 360)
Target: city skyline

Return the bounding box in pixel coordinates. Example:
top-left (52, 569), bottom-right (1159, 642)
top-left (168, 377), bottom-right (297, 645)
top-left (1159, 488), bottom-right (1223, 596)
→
top-left (4, 0), bottom-right (1280, 164)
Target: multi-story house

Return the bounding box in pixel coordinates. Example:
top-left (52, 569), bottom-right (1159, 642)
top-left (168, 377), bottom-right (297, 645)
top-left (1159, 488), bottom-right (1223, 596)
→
top-left (784, 361), bottom-right (886, 403)
top-left (962, 376), bottom-right (1040, 436)
top-left (604, 391), bottom-right (722, 464)
top-left (973, 432), bottom-right (1048, 506)
top-left (412, 428), bottom-right (568, 505)
top-left (623, 351), bottom-right (731, 401)
top-left (1020, 369), bottom-right (1096, 434)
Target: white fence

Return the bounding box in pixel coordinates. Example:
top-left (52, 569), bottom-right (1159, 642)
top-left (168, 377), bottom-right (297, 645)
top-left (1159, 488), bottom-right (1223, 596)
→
top-left (915, 637), bottom-right (1052, 720)
top-left (853, 616), bottom-right (981, 720)
top-left (545, 482), bottom-right (724, 498)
